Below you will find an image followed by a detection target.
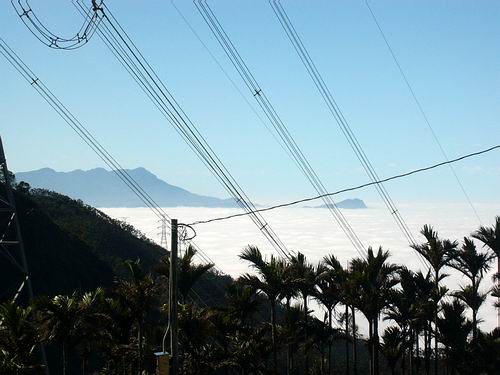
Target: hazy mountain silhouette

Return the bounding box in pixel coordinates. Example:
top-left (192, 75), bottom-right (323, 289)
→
top-left (309, 198), bottom-right (367, 209)
top-left (16, 167), bottom-right (237, 208)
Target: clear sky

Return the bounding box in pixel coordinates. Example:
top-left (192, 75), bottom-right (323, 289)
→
top-left (1, 0), bottom-right (499, 207)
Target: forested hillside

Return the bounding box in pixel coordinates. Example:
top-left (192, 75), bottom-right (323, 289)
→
top-left (1, 186), bottom-right (230, 305)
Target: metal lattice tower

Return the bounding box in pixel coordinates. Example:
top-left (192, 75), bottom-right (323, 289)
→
top-left (0, 136), bottom-right (50, 373)
top-left (0, 136), bottom-right (33, 303)
top-left (159, 215), bottom-right (169, 250)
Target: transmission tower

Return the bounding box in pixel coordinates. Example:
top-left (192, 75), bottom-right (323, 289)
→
top-left (158, 215), bottom-right (169, 250)
top-left (0, 136), bottom-right (34, 302)
top-left (0, 136), bottom-right (49, 373)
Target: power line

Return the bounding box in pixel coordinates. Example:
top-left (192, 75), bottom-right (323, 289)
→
top-left (364, 0), bottom-right (482, 225)
top-left (194, 0), bottom-right (367, 259)
top-left (269, 0), bottom-right (430, 268)
top-left (188, 144), bottom-right (499, 226)
top-left (169, 0), bottom-right (296, 165)
top-left (271, 3), bottom-right (466, 308)
top-left (10, 0), bottom-right (101, 50)
top-left (72, 1), bottom-right (293, 259)
top-left (0, 37), bottom-right (219, 271)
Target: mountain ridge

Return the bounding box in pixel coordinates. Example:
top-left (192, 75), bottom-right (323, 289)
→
top-left (16, 167), bottom-right (237, 208)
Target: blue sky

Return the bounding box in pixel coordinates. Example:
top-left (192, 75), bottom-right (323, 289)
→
top-left (1, 0), bottom-right (499, 205)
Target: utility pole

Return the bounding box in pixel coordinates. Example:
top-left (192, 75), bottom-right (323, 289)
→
top-left (169, 219), bottom-right (179, 375)
top-left (0, 136), bottom-right (49, 374)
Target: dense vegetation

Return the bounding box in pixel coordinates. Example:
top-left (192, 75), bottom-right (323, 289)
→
top-left (1, 182), bottom-right (499, 374)
top-left (0, 184), bottom-right (230, 304)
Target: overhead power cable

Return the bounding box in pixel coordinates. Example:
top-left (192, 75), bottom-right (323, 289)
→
top-left (187, 144), bottom-right (500, 226)
top-left (73, 1), bottom-right (293, 260)
top-left (269, 0), bottom-right (431, 267)
top-left (170, 0), bottom-right (298, 166)
top-left (364, 0), bottom-right (482, 225)
top-left (10, 0), bottom-right (101, 50)
top-left (0, 38), bottom-right (219, 271)
top-left (194, 0), bottom-right (367, 259)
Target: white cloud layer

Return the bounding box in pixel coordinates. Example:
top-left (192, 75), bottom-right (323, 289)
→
top-left (102, 203), bottom-right (500, 335)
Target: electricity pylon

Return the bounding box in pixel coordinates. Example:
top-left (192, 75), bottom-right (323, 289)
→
top-left (158, 215), bottom-right (169, 250)
top-left (0, 136), bottom-right (33, 302)
top-left (0, 136), bottom-right (49, 373)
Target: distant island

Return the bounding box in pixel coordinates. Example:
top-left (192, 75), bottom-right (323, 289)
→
top-left (308, 198), bottom-right (367, 209)
top-left (15, 167), bottom-right (238, 208)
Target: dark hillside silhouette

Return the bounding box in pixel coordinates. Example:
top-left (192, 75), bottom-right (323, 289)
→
top-left (0, 188), bottom-right (113, 302)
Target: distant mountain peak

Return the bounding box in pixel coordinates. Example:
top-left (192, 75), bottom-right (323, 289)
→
top-left (127, 166), bottom-right (152, 175)
top-left (36, 167), bottom-right (56, 173)
top-left (309, 198), bottom-right (367, 209)
top-left (15, 167), bottom-right (237, 208)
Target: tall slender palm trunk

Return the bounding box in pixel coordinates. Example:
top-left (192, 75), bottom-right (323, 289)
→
top-left (472, 309), bottom-right (478, 341)
top-left (409, 330), bottom-right (414, 375)
top-left (328, 308), bottom-right (333, 375)
top-left (81, 349), bottom-right (89, 375)
top-left (271, 299), bottom-right (278, 375)
top-left (345, 305), bottom-right (350, 375)
top-left (434, 270), bottom-right (439, 375)
top-left (368, 319), bottom-right (373, 375)
top-left (415, 330), bottom-right (421, 375)
top-left (62, 340), bottom-right (67, 375)
top-left (304, 293), bottom-right (310, 375)
top-left (425, 322), bottom-right (431, 375)
top-left (497, 258), bottom-right (499, 328)
top-left (373, 316), bottom-right (380, 375)
top-left (471, 277), bottom-right (478, 341)
top-left (286, 298), bottom-right (293, 375)
top-left (402, 349), bottom-right (406, 375)
top-left (321, 345), bottom-right (325, 375)
top-left (351, 306), bottom-right (357, 375)
top-left (138, 321), bottom-right (143, 375)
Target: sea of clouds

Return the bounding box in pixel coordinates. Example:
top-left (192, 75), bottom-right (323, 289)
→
top-left (102, 202), bottom-right (499, 334)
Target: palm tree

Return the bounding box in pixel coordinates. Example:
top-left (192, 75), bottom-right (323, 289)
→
top-left (177, 304), bottom-right (216, 374)
top-left (213, 281), bottom-right (262, 373)
top-left (412, 270), bottom-right (434, 375)
top-left (289, 251), bottom-right (318, 375)
top-left (280, 303), bottom-right (305, 375)
top-left (492, 283), bottom-right (500, 308)
top-left (436, 300), bottom-right (472, 375)
top-left (452, 285), bottom-right (487, 341)
top-left (411, 225), bottom-right (457, 375)
top-left (450, 237), bottom-right (493, 339)
top-left (97, 296), bottom-right (136, 373)
top-left (472, 328), bottom-right (500, 375)
top-left (385, 268), bottom-right (417, 375)
top-left (349, 246), bottom-right (399, 375)
top-left (315, 271), bottom-right (340, 375)
top-left (308, 314), bottom-right (333, 375)
top-left (322, 254), bottom-right (348, 375)
top-left (224, 325), bottom-right (272, 375)
top-left (239, 245), bottom-right (285, 375)
top-left (0, 301), bottom-right (41, 373)
top-left (37, 292), bottom-right (81, 375)
top-left (381, 326), bottom-right (405, 375)
top-left (156, 244), bottom-right (214, 304)
top-left (472, 216), bottom-right (500, 325)
top-left (277, 259), bottom-right (299, 375)
top-left (225, 281), bottom-right (261, 325)
top-left (76, 288), bottom-right (111, 375)
top-left (115, 259), bottom-right (156, 375)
